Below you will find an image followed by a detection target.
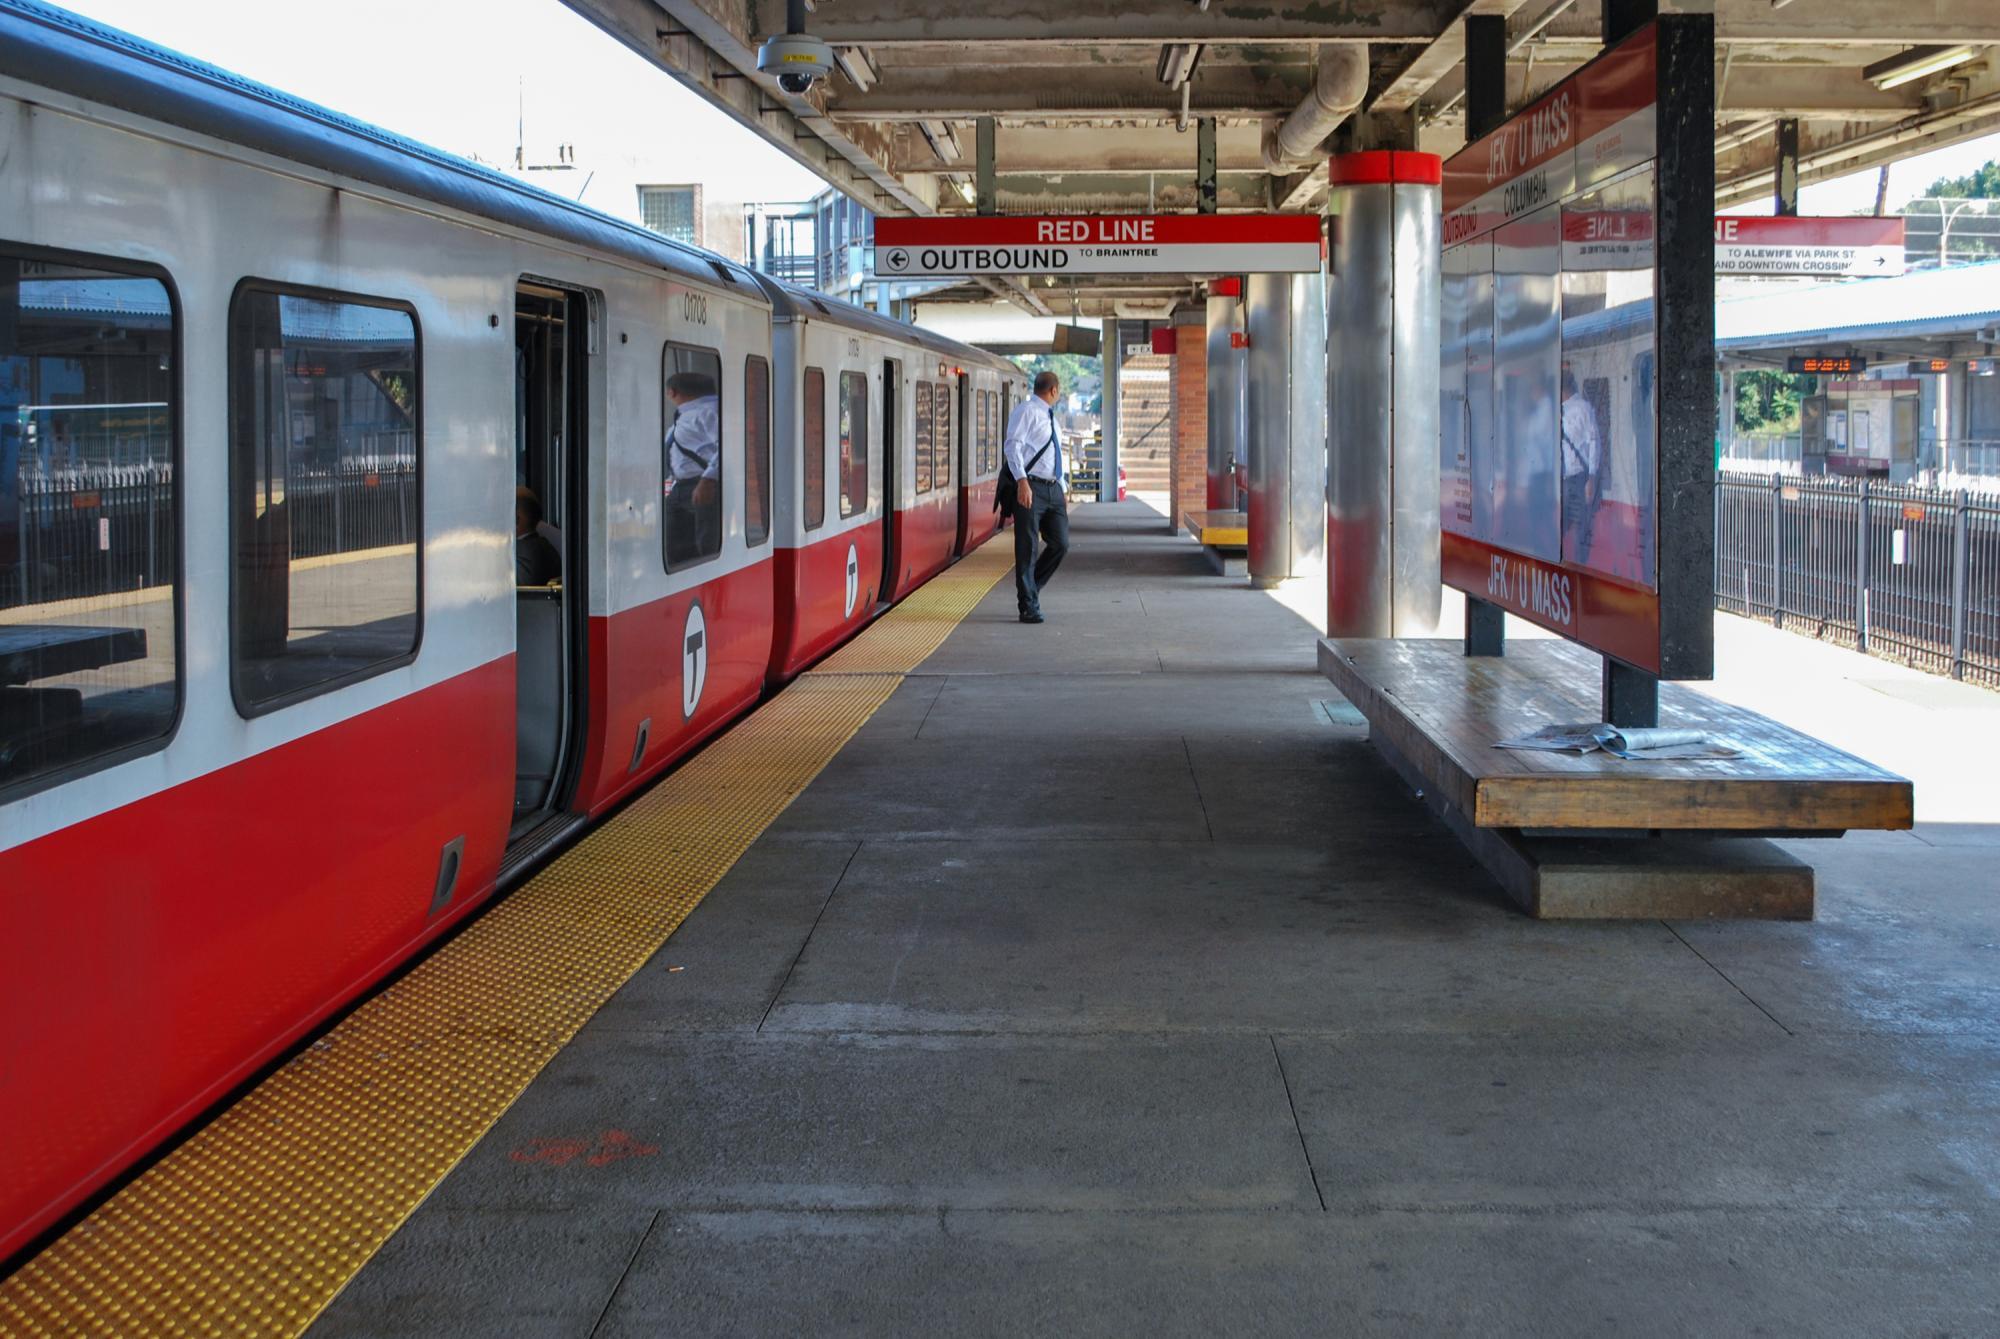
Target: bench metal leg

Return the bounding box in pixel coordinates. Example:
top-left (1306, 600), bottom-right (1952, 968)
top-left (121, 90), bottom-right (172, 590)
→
top-left (1602, 659), bottom-right (1659, 728)
top-left (1464, 596), bottom-right (1505, 657)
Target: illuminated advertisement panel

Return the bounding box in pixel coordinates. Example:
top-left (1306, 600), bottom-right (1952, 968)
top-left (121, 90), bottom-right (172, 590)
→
top-left (1438, 20), bottom-right (1713, 677)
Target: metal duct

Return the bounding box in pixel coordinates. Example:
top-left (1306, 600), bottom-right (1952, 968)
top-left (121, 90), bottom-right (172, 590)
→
top-left (1262, 45), bottom-right (1369, 173)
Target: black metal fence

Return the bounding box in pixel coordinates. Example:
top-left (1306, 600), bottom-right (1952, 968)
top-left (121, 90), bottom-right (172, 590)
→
top-left (1717, 471), bottom-right (2000, 688)
top-left (8, 462), bottom-right (418, 608)
top-left (10, 466), bottom-right (177, 605)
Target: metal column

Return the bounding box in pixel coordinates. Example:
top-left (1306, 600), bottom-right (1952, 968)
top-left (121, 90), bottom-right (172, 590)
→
top-left (1205, 279), bottom-right (1244, 511)
top-left (1100, 317), bottom-right (1120, 501)
top-left (1774, 119), bottom-right (1799, 216)
top-left (1244, 269), bottom-right (1328, 586)
top-left (1325, 151), bottom-right (1442, 637)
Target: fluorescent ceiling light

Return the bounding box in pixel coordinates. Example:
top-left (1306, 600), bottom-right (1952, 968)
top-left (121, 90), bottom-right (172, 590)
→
top-left (1156, 43), bottom-right (1203, 89)
top-left (1863, 44), bottom-right (1979, 90)
top-left (919, 120), bottom-right (962, 163)
top-left (833, 45), bottom-right (878, 92)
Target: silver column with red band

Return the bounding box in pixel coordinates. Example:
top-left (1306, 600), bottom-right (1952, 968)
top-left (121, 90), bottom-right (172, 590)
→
top-left (1326, 150), bottom-right (1443, 636)
top-left (1244, 268), bottom-right (1328, 587)
top-left (1205, 277), bottom-right (1245, 512)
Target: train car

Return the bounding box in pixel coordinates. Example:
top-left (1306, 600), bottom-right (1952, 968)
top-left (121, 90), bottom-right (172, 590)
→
top-left (0, 0), bottom-right (1013, 1263)
top-left (953, 363), bottom-right (1014, 557)
top-left (760, 282), bottom-right (1015, 679)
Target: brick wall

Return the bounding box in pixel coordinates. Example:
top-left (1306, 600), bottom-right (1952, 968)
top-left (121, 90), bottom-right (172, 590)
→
top-left (1169, 326), bottom-right (1207, 531)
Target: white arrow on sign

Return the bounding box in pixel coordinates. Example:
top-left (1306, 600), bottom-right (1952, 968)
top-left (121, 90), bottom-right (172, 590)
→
top-left (845, 542), bottom-right (860, 618)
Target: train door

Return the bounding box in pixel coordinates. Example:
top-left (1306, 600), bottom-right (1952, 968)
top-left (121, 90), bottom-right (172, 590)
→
top-left (511, 282), bottom-right (589, 844)
top-left (955, 373), bottom-right (973, 554)
top-left (879, 356), bottom-right (900, 604)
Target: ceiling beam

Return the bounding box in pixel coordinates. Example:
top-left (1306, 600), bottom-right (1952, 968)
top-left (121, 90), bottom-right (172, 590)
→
top-left (562, 0), bottom-right (1057, 315)
top-left (886, 122), bottom-right (1268, 174)
top-left (1715, 94), bottom-right (2000, 207)
top-left (825, 63), bottom-right (1312, 121)
top-left (1533, 0), bottom-right (2000, 46)
top-left (756, 0), bottom-right (1461, 46)
top-left (1370, 0), bottom-right (1548, 114)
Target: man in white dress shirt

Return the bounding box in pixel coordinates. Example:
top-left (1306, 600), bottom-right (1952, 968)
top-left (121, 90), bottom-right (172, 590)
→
top-left (1003, 370), bottom-right (1070, 624)
top-left (1559, 365), bottom-right (1601, 566)
top-left (664, 370), bottom-right (720, 565)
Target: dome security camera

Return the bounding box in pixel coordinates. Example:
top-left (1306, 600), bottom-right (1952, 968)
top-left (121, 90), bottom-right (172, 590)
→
top-left (758, 32), bottom-right (835, 95)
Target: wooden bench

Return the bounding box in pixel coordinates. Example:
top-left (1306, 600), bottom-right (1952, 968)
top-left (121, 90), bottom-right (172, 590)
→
top-left (1318, 636), bottom-right (1913, 920)
top-left (1182, 509), bottom-right (1248, 576)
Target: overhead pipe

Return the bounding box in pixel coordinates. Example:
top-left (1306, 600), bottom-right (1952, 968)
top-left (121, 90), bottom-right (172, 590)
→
top-left (1262, 45), bottom-right (1369, 173)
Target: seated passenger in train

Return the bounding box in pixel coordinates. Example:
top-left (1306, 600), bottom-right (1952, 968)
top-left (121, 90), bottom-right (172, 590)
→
top-left (664, 370), bottom-right (721, 565)
top-left (515, 488), bottom-right (562, 586)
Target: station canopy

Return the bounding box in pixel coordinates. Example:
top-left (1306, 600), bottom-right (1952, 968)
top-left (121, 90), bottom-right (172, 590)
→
top-left (564, 0), bottom-right (2000, 314)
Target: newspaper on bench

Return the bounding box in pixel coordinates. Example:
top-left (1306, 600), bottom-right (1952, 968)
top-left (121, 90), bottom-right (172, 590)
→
top-left (1494, 723), bottom-right (1741, 761)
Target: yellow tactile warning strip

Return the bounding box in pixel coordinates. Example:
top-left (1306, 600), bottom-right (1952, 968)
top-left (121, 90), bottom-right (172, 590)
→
top-left (0, 540), bottom-right (1012, 1338)
top-left (816, 540), bottom-right (1012, 674)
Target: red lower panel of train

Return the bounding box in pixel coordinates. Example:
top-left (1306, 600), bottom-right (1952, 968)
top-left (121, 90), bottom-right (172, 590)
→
top-left (887, 496), bottom-right (959, 603)
top-left (574, 562), bottom-right (776, 816)
top-left (956, 482), bottom-right (1002, 556)
top-left (0, 658), bottom-right (515, 1262)
top-left (769, 524), bottom-right (886, 681)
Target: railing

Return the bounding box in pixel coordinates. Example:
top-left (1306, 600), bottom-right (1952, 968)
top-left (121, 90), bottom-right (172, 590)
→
top-left (1716, 471), bottom-right (2000, 688)
top-left (10, 465), bottom-right (177, 606)
top-left (282, 458), bottom-right (419, 561)
top-left (8, 461), bottom-right (418, 608)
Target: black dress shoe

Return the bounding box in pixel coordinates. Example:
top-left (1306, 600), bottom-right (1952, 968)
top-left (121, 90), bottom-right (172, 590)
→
top-left (1019, 611), bottom-right (1044, 624)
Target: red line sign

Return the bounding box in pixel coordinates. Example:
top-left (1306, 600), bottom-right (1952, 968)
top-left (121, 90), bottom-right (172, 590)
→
top-left (872, 214), bottom-right (1323, 276)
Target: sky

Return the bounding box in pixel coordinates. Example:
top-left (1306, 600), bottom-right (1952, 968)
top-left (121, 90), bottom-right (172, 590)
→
top-left (62, 0), bottom-right (826, 231)
top-left (55, 0), bottom-right (2000, 227)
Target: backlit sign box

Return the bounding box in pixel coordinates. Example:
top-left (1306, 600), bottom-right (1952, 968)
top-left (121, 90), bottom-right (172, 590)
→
top-left (1714, 216), bottom-right (1906, 278)
top-left (1439, 18), bottom-right (1714, 678)
top-left (872, 215), bottom-right (1323, 277)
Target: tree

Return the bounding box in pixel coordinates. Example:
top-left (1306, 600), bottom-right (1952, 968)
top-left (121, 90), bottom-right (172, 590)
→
top-left (1733, 370), bottom-right (1812, 435)
top-left (1921, 159), bottom-right (2000, 199)
top-left (1011, 352), bottom-right (1103, 413)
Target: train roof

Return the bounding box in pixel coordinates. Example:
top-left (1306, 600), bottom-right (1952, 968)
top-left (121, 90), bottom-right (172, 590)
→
top-left (0, 0), bottom-right (767, 298)
top-left (751, 276), bottom-right (1023, 378)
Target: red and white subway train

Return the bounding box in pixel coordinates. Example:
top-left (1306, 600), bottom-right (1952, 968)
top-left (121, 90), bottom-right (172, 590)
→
top-left (0, 1), bottom-right (1025, 1262)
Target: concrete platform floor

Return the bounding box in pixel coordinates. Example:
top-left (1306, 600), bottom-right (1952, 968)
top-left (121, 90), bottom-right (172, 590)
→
top-left (316, 502), bottom-right (2000, 1338)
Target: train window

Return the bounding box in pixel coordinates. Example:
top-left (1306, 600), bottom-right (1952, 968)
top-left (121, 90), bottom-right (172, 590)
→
top-left (803, 367), bottom-right (826, 531)
top-left (1, 250), bottom-right (179, 796)
top-left (839, 371), bottom-right (867, 519)
top-left (914, 381), bottom-right (933, 494)
top-left (229, 285), bottom-right (419, 716)
top-left (983, 391), bottom-right (997, 474)
top-left (663, 343), bottom-right (723, 571)
top-left (744, 355), bottom-right (771, 547)
top-left (934, 384), bottom-right (953, 493)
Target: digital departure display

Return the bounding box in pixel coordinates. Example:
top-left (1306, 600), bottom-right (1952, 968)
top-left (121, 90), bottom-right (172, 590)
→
top-left (1787, 355), bottom-right (1864, 374)
top-left (1926, 358), bottom-right (1953, 373)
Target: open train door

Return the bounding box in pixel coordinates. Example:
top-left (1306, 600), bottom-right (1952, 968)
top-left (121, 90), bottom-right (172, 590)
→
top-left (509, 280), bottom-right (592, 859)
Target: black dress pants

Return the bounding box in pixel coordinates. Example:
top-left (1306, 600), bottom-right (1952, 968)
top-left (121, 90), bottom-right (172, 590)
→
top-left (1013, 477), bottom-right (1070, 616)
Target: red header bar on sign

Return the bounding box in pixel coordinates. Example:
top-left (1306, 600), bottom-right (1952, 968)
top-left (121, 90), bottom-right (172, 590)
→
top-left (1442, 22), bottom-right (1656, 239)
top-left (1712, 216), bottom-right (1905, 248)
top-left (874, 215), bottom-right (1321, 247)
